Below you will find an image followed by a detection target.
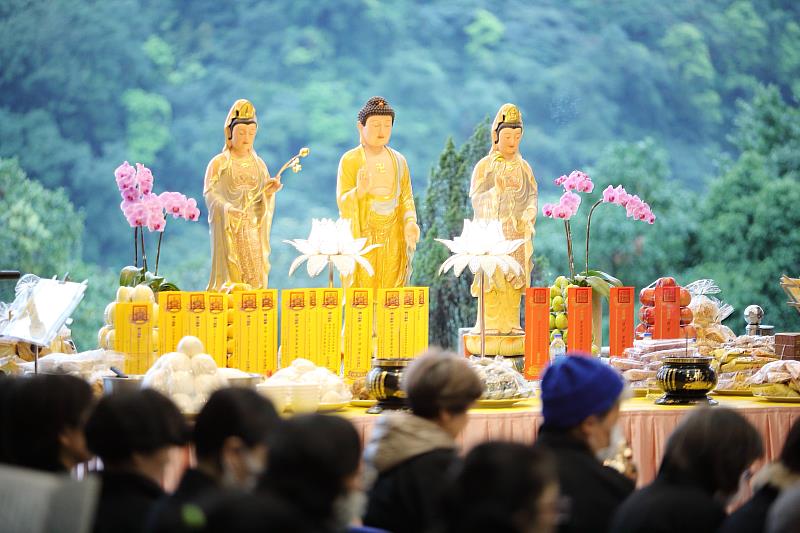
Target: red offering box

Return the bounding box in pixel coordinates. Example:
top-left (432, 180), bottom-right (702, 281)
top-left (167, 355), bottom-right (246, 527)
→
top-left (524, 287), bottom-right (551, 379)
top-left (610, 287), bottom-right (635, 356)
top-left (654, 286), bottom-right (681, 339)
top-left (567, 286), bottom-right (592, 355)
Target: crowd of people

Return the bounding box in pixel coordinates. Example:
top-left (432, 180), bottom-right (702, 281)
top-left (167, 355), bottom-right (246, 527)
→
top-left (1, 350), bottom-right (799, 533)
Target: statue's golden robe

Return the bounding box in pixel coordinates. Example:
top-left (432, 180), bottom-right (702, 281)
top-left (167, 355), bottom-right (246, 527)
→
top-left (470, 151), bottom-right (538, 334)
top-left (204, 152), bottom-right (274, 291)
top-left (336, 145), bottom-right (416, 290)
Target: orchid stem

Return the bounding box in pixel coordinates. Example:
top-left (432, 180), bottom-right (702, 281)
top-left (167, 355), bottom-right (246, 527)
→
top-left (328, 259), bottom-right (334, 289)
top-left (155, 228), bottom-right (164, 276)
top-left (134, 227), bottom-right (139, 268)
top-left (140, 227), bottom-right (148, 272)
top-left (585, 200), bottom-right (602, 276)
top-left (564, 221), bottom-right (575, 280)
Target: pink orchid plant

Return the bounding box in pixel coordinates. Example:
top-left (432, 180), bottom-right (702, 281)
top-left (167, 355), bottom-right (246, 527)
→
top-left (114, 161), bottom-right (200, 277)
top-left (541, 170), bottom-right (655, 296)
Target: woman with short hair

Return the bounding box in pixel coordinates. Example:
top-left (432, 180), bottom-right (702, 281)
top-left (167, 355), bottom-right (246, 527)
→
top-left (363, 349), bottom-right (484, 533)
top-left (720, 417), bottom-right (800, 533)
top-left (440, 441), bottom-right (560, 533)
top-left (2, 374), bottom-right (94, 473)
top-left (610, 407), bottom-right (763, 533)
top-left (86, 389), bottom-right (189, 533)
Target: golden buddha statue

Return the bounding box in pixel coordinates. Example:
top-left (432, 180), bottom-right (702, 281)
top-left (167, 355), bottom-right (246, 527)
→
top-left (204, 99), bottom-right (282, 291)
top-left (336, 97), bottom-right (420, 291)
top-left (468, 103), bottom-right (537, 346)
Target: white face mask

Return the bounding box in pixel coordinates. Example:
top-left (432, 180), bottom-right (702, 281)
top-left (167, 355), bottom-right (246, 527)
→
top-left (595, 424), bottom-right (625, 463)
top-left (332, 489), bottom-right (368, 529)
top-left (221, 450), bottom-right (265, 491)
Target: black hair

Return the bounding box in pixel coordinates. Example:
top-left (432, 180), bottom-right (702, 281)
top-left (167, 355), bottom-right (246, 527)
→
top-left (658, 407), bottom-right (763, 499)
top-left (227, 118), bottom-right (257, 139)
top-left (780, 417), bottom-right (800, 473)
top-left (357, 96), bottom-right (395, 125)
top-left (2, 374), bottom-right (93, 472)
top-left (442, 442), bottom-right (557, 533)
top-left (85, 388), bottom-right (189, 465)
top-left (0, 375), bottom-right (19, 464)
top-left (194, 388), bottom-right (279, 464)
top-left (259, 414), bottom-right (361, 525)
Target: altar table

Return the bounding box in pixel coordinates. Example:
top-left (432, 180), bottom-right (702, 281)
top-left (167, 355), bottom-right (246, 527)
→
top-left (342, 396), bottom-right (800, 486)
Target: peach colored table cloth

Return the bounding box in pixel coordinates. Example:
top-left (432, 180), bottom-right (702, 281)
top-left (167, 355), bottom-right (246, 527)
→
top-left (342, 396), bottom-right (800, 486)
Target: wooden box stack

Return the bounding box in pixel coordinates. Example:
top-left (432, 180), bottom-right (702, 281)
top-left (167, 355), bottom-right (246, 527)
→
top-left (776, 333), bottom-right (800, 360)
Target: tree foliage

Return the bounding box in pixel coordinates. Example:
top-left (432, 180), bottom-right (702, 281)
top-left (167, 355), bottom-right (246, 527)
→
top-left (1, 0), bottom-right (799, 343)
top-left (413, 121), bottom-right (490, 348)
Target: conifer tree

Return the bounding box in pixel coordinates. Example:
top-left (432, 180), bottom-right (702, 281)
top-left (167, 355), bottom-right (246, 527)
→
top-left (413, 120), bottom-right (490, 348)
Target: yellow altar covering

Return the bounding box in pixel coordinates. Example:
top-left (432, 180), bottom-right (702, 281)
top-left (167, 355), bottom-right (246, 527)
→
top-left (341, 396), bottom-right (800, 487)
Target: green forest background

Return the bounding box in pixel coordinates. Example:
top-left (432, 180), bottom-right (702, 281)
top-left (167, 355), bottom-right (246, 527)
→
top-left (1, 0), bottom-right (799, 350)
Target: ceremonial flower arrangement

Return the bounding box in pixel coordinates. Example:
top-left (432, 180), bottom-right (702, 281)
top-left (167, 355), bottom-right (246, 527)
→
top-left (436, 219), bottom-right (524, 356)
top-left (435, 219), bottom-right (525, 280)
top-left (542, 170), bottom-right (655, 297)
top-left (284, 218), bottom-right (380, 287)
top-left (114, 161), bottom-right (200, 290)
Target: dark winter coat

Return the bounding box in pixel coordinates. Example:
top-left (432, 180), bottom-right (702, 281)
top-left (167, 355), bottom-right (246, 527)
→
top-left (535, 425), bottom-right (635, 533)
top-left (363, 412), bottom-right (459, 533)
top-left (92, 470), bottom-right (164, 533)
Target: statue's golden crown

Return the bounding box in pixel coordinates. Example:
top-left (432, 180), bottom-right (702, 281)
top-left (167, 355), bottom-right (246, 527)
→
top-left (503, 105), bottom-right (521, 123)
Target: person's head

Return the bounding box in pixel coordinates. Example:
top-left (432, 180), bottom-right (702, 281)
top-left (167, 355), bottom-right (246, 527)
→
top-left (540, 355), bottom-right (626, 458)
top-left (403, 349), bottom-right (484, 438)
top-left (492, 103), bottom-right (524, 159)
top-left (0, 375), bottom-right (20, 464)
top-left (443, 442), bottom-right (559, 533)
top-left (85, 389), bottom-right (189, 484)
top-left (194, 387), bottom-right (280, 490)
top-left (4, 374), bottom-right (94, 472)
top-left (357, 96), bottom-right (394, 148)
top-left (224, 99), bottom-right (257, 153)
top-left (779, 417), bottom-right (800, 473)
top-left (766, 484), bottom-right (800, 533)
top-left (658, 407), bottom-right (763, 505)
top-left (261, 414), bottom-right (361, 528)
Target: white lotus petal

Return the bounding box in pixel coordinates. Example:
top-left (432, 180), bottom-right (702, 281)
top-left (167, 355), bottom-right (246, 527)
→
top-left (468, 256), bottom-right (481, 274)
top-left (319, 240), bottom-right (338, 256)
top-left (359, 244), bottom-right (382, 256)
top-left (288, 255), bottom-right (309, 276)
top-left (504, 255), bottom-right (524, 275)
top-left (438, 257), bottom-right (455, 276)
top-left (480, 256), bottom-right (499, 278)
top-left (284, 239), bottom-right (318, 256)
top-left (488, 240), bottom-right (512, 255)
top-left (352, 255), bottom-right (375, 277)
top-left (435, 238), bottom-right (460, 254)
top-left (332, 255), bottom-right (357, 277)
top-left (306, 254), bottom-right (329, 277)
top-left (451, 255), bottom-right (471, 277)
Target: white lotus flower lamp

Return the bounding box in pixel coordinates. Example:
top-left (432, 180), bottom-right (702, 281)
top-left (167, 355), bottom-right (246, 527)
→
top-left (436, 219), bottom-right (525, 357)
top-left (284, 218), bottom-right (380, 287)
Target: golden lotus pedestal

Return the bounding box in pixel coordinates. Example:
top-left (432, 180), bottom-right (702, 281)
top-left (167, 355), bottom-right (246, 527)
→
top-left (464, 333), bottom-right (525, 373)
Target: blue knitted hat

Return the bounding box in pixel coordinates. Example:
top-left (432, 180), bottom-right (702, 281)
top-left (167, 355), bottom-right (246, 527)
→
top-left (541, 355), bottom-right (625, 428)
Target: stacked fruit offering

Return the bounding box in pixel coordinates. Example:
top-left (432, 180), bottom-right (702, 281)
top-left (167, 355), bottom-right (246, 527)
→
top-left (97, 285), bottom-right (159, 355)
top-left (548, 276), bottom-right (576, 346)
top-left (636, 277), bottom-right (696, 340)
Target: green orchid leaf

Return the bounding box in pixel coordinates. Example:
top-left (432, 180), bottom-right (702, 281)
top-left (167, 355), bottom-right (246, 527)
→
top-left (583, 269), bottom-right (623, 287)
top-left (157, 282), bottom-right (180, 292)
top-left (584, 275), bottom-right (612, 299)
top-left (119, 265), bottom-right (143, 287)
